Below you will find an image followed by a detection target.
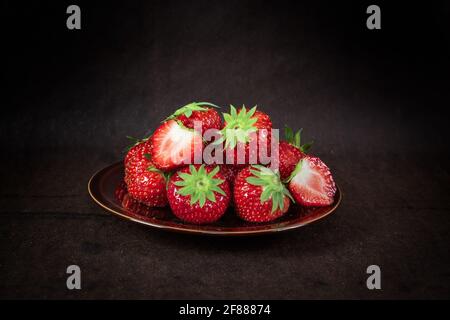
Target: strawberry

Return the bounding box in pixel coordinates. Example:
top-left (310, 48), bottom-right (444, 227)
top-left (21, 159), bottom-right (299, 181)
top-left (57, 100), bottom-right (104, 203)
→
top-left (149, 120), bottom-right (203, 171)
top-left (126, 164), bottom-right (168, 207)
top-left (234, 165), bottom-right (292, 222)
top-left (288, 155), bottom-right (336, 206)
top-left (218, 105), bottom-right (272, 167)
top-left (124, 139), bottom-right (153, 182)
top-left (217, 164), bottom-right (241, 207)
top-left (124, 136), bottom-right (151, 167)
top-left (115, 182), bottom-right (167, 218)
top-left (275, 126), bottom-right (313, 181)
top-left (167, 165), bottom-right (231, 224)
top-left (218, 164), bottom-right (240, 188)
top-left (124, 141), bottom-right (168, 207)
top-left (165, 102), bottom-right (222, 133)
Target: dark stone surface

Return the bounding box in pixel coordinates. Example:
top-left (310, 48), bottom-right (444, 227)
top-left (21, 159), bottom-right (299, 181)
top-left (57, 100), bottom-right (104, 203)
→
top-left (1, 1), bottom-right (450, 299)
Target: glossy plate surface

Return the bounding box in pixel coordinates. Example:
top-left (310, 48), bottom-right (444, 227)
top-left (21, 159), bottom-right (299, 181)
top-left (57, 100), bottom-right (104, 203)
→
top-left (88, 162), bottom-right (342, 235)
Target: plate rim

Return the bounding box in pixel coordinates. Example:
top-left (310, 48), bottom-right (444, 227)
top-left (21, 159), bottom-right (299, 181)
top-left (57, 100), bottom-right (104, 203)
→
top-left (88, 162), bottom-right (342, 236)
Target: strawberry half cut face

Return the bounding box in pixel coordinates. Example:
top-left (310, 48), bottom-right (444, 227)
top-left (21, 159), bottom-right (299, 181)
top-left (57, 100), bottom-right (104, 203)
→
top-left (150, 120), bottom-right (203, 171)
top-left (288, 156), bottom-right (336, 207)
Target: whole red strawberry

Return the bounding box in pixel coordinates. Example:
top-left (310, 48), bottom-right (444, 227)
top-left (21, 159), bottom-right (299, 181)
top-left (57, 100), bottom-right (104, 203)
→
top-left (165, 102), bottom-right (222, 133)
top-left (149, 119), bottom-right (203, 171)
top-left (167, 165), bottom-right (230, 224)
top-left (219, 105), bottom-right (272, 167)
top-left (288, 155), bottom-right (336, 206)
top-left (234, 165), bottom-right (292, 222)
top-left (124, 140), bottom-right (168, 207)
top-left (126, 165), bottom-right (168, 207)
top-left (124, 136), bottom-right (151, 167)
top-left (124, 139), bottom-right (153, 182)
top-left (275, 127), bottom-right (313, 181)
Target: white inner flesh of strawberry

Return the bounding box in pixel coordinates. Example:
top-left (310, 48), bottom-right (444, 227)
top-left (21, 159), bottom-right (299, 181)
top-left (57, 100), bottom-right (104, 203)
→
top-left (292, 160), bottom-right (329, 201)
top-left (157, 122), bottom-right (195, 163)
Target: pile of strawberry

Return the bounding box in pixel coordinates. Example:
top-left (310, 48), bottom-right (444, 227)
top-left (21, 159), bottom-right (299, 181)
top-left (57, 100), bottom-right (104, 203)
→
top-left (123, 102), bottom-right (336, 224)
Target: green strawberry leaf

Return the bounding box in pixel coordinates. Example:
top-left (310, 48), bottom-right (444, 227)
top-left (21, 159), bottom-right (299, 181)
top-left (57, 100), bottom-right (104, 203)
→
top-left (246, 165), bottom-right (294, 213)
top-left (164, 102), bottom-right (220, 122)
top-left (284, 125), bottom-right (313, 154)
top-left (220, 105), bottom-right (261, 149)
top-left (175, 165), bottom-right (226, 208)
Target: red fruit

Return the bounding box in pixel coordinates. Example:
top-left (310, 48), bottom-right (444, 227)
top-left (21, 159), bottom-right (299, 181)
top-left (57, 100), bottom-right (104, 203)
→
top-left (126, 166), bottom-right (168, 207)
top-left (218, 164), bottom-right (240, 188)
top-left (165, 102), bottom-right (222, 133)
top-left (167, 165), bottom-right (230, 224)
top-left (274, 127), bottom-right (313, 181)
top-left (234, 165), bottom-right (292, 222)
top-left (277, 141), bottom-right (305, 181)
top-left (115, 182), bottom-right (167, 218)
top-left (149, 120), bottom-right (203, 171)
top-left (123, 133), bottom-right (153, 163)
top-left (220, 105), bottom-right (272, 166)
top-left (124, 141), bottom-right (168, 207)
top-left (288, 155), bottom-right (336, 206)
top-left (124, 140), bottom-right (153, 182)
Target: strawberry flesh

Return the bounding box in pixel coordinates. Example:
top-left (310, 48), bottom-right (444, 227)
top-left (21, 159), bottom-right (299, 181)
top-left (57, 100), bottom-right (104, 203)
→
top-left (289, 156), bottom-right (336, 206)
top-left (150, 120), bottom-right (203, 171)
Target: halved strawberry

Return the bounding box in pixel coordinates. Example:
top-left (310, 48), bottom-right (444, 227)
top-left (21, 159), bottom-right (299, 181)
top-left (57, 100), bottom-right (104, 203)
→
top-left (275, 126), bottom-right (313, 181)
top-left (234, 165), bottom-right (292, 222)
top-left (288, 155), bottom-right (336, 207)
top-left (167, 165), bottom-right (231, 224)
top-left (149, 120), bottom-right (203, 171)
top-left (218, 105), bottom-right (272, 167)
top-left (165, 102), bottom-right (222, 133)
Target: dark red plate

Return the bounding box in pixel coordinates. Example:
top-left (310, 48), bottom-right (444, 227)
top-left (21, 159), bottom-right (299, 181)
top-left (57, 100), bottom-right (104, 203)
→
top-left (88, 162), bottom-right (342, 235)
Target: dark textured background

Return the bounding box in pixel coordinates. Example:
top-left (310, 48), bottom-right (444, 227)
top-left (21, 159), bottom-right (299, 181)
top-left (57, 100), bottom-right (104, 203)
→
top-left (1, 0), bottom-right (450, 299)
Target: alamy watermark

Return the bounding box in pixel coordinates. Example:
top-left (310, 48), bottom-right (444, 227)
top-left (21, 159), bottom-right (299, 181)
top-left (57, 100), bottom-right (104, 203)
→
top-left (66, 265), bottom-right (81, 290)
top-left (366, 265), bottom-right (381, 290)
top-left (160, 121), bottom-right (280, 171)
top-left (66, 5), bottom-right (81, 30)
top-left (366, 5), bottom-right (381, 30)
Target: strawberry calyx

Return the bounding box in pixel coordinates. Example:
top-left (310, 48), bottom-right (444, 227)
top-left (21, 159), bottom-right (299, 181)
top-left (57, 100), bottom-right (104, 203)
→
top-left (284, 126), bottom-right (313, 153)
top-left (173, 165), bottom-right (226, 208)
top-left (246, 165), bottom-right (294, 213)
top-left (164, 102), bottom-right (220, 122)
top-left (217, 105), bottom-right (258, 149)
